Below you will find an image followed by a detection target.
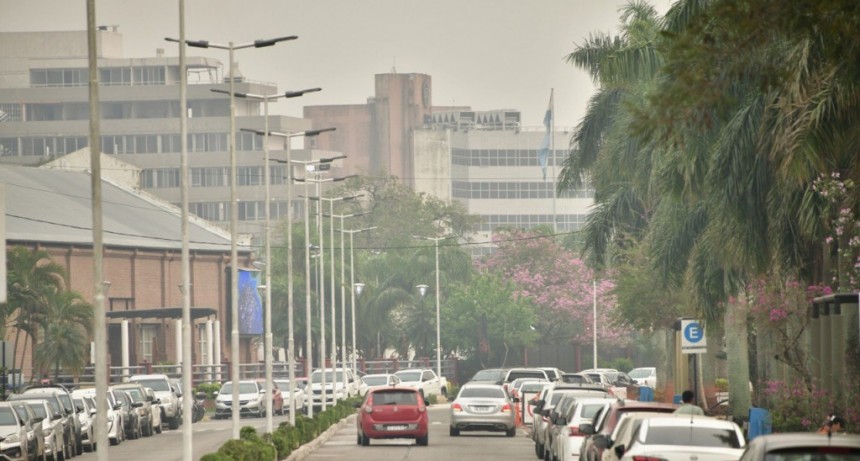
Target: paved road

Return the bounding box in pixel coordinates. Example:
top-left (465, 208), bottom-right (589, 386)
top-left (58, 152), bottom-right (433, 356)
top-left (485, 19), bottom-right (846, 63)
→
top-left (307, 404), bottom-right (533, 461)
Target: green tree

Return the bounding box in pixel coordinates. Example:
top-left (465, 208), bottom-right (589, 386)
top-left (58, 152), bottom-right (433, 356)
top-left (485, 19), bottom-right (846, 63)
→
top-left (33, 289), bottom-right (93, 378)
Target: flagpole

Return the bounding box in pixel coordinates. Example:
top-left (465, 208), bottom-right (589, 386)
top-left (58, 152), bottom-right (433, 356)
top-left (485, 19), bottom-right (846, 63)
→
top-left (550, 88), bottom-right (557, 234)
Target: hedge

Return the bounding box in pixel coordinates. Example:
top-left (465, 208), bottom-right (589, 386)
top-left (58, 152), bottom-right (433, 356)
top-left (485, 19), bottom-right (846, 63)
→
top-left (200, 397), bottom-right (360, 461)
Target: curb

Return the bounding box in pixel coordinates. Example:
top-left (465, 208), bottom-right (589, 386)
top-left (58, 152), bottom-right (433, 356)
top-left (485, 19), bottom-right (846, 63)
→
top-left (285, 413), bottom-right (357, 461)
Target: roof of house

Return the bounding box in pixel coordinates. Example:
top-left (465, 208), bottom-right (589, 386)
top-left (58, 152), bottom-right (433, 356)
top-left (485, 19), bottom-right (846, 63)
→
top-left (1, 163), bottom-right (235, 252)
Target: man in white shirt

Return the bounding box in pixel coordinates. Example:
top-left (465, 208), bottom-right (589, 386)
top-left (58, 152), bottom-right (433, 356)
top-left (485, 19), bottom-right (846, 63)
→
top-left (674, 390), bottom-right (705, 416)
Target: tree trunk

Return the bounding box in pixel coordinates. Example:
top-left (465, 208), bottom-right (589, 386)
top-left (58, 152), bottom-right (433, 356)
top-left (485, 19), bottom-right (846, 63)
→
top-left (702, 320), bottom-right (721, 406)
top-left (725, 293), bottom-right (752, 420)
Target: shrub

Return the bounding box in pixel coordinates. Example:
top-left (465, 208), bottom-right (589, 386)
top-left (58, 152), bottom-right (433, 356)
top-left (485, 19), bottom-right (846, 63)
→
top-left (427, 394), bottom-right (438, 405)
top-left (218, 439), bottom-right (276, 461)
top-left (196, 382), bottom-right (222, 399)
top-left (715, 378), bottom-right (729, 392)
top-left (200, 454), bottom-right (229, 461)
top-left (762, 380), bottom-right (860, 432)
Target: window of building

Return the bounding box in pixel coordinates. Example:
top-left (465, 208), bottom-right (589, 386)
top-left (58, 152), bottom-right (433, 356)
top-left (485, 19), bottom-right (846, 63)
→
top-left (139, 325), bottom-right (157, 363)
top-left (0, 139), bottom-right (18, 157)
top-left (197, 324), bottom-right (208, 365)
top-left (100, 67), bottom-right (132, 86)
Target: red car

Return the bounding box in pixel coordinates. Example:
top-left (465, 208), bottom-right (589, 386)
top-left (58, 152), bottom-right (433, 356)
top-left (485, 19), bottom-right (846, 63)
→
top-left (356, 387), bottom-right (429, 446)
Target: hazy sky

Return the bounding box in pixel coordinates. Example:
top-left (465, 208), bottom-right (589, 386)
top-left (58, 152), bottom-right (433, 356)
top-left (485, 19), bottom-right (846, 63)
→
top-left (1, 0), bottom-right (672, 129)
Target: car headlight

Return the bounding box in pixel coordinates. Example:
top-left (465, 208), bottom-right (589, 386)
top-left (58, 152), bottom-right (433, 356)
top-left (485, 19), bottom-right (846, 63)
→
top-left (4, 433), bottom-right (19, 443)
top-left (107, 414), bottom-right (115, 422)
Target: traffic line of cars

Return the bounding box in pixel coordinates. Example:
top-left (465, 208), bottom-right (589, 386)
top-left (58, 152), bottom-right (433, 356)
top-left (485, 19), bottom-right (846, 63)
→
top-left (1, 373), bottom-right (186, 461)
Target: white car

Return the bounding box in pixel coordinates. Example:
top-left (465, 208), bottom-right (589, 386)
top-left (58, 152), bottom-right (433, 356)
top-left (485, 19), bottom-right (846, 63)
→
top-left (616, 415), bottom-right (745, 461)
top-left (393, 369), bottom-right (447, 398)
top-left (72, 387), bottom-right (125, 446)
top-left (359, 374), bottom-right (401, 397)
top-left (24, 400), bottom-right (64, 460)
top-left (128, 374), bottom-right (181, 429)
top-left (214, 381), bottom-right (267, 418)
top-left (628, 367), bottom-right (656, 388)
top-left (274, 379), bottom-right (307, 412)
top-left (597, 412), bottom-right (671, 461)
top-left (554, 397), bottom-right (615, 461)
top-left (143, 387), bottom-right (163, 434)
top-left (73, 395), bottom-right (97, 451)
top-left (308, 368), bottom-right (360, 407)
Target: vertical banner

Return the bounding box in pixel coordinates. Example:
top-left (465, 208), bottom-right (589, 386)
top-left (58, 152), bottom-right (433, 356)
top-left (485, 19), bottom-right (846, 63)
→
top-left (226, 267), bottom-right (264, 336)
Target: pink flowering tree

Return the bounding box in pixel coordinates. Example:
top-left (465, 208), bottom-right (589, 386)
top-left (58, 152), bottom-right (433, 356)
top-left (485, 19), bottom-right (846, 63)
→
top-left (479, 229), bottom-right (630, 351)
top-left (812, 172), bottom-right (860, 291)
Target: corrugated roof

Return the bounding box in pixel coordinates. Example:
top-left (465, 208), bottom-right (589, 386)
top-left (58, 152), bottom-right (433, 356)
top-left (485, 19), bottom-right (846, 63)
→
top-left (1, 164), bottom-right (235, 252)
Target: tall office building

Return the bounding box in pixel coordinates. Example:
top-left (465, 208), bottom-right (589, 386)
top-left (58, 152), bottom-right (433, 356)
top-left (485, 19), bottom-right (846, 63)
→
top-left (0, 28), bottom-right (323, 243)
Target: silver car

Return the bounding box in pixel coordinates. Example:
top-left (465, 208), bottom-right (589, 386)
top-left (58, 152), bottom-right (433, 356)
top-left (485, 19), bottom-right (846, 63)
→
top-left (449, 383), bottom-right (516, 437)
top-left (22, 399), bottom-right (64, 461)
top-left (0, 402), bottom-right (30, 461)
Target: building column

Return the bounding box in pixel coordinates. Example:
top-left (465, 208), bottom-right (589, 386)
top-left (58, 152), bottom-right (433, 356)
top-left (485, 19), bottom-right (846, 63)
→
top-left (214, 320), bottom-right (222, 382)
top-left (121, 320), bottom-right (130, 380)
top-left (175, 319), bottom-right (183, 374)
top-left (206, 319), bottom-right (214, 382)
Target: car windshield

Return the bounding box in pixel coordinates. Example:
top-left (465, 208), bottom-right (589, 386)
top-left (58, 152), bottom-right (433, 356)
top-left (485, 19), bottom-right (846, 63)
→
top-left (371, 391), bottom-right (418, 405)
top-left (563, 375), bottom-right (587, 384)
top-left (507, 371), bottom-right (545, 381)
top-left (581, 403), bottom-right (606, 419)
top-left (629, 369), bottom-right (653, 379)
top-left (121, 388), bottom-right (145, 402)
top-left (13, 395), bottom-right (61, 414)
top-left (460, 387), bottom-right (505, 399)
top-left (0, 408), bottom-right (17, 426)
top-left (27, 403), bottom-right (47, 419)
top-left (220, 382), bottom-right (259, 394)
top-left (132, 379), bottom-right (170, 392)
top-left (471, 370), bottom-right (505, 381)
top-left (310, 371), bottom-right (344, 383)
top-left (394, 371), bottom-right (421, 382)
top-left (363, 376), bottom-right (388, 386)
top-left (765, 448), bottom-right (860, 461)
top-left (644, 426), bottom-right (742, 448)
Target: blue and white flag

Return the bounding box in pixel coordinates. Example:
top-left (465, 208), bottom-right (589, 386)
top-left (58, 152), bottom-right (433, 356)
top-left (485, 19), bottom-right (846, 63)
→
top-left (538, 91), bottom-right (553, 181)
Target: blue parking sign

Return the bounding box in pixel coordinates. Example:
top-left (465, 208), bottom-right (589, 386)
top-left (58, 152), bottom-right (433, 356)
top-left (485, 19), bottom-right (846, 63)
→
top-left (681, 319), bottom-right (706, 354)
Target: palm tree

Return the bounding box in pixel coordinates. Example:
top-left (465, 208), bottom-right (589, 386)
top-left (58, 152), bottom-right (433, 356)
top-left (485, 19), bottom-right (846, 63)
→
top-left (33, 289), bottom-right (93, 379)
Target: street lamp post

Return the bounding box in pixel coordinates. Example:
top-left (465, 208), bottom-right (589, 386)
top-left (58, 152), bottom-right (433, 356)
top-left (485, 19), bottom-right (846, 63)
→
top-left (319, 195), bottom-right (360, 402)
top-left (166, 32), bottom-right (296, 439)
top-left (344, 227), bottom-right (375, 373)
top-left (412, 236), bottom-right (447, 378)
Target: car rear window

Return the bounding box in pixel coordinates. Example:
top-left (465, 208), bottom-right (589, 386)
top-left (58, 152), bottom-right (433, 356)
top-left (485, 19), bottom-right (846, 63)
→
top-left (562, 375), bottom-right (587, 384)
top-left (644, 426), bottom-right (743, 449)
top-left (507, 371), bottom-right (545, 381)
top-left (131, 378), bottom-right (170, 392)
top-left (363, 376), bottom-right (388, 386)
top-left (0, 408), bottom-right (17, 425)
top-left (765, 447), bottom-right (860, 461)
top-left (372, 391), bottom-right (418, 405)
top-left (471, 370), bottom-right (505, 381)
top-left (460, 387), bottom-right (505, 399)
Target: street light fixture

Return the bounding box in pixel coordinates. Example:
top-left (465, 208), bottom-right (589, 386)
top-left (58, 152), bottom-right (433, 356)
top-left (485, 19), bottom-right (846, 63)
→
top-left (412, 235), bottom-right (448, 379)
top-left (238, 98), bottom-right (328, 428)
top-left (166, 32), bottom-right (296, 440)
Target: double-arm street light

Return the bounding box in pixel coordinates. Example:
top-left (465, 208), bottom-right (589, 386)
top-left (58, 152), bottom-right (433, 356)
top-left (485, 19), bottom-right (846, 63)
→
top-left (325, 206), bottom-right (367, 395)
top-left (319, 195), bottom-right (361, 402)
top-left (236, 97), bottom-right (325, 431)
top-left (412, 235), bottom-right (448, 378)
top-left (166, 32), bottom-right (296, 439)
top-left (292, 157), bottom-right (348, 414)
top-left (342, 227), bottom-right (375, 373)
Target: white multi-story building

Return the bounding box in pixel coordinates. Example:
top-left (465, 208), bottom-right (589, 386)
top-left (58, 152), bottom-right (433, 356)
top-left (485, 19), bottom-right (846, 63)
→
top-left (413, 110), bottom-right (593, 256)
top-left (0, 28), bottom-right (329, 243)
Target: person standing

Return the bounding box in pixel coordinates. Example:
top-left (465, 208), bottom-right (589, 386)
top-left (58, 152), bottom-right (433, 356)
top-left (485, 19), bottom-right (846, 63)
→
top-left (817, 415), bottom-right (847, 435)
top-left (674, 390), bottom-right (705, 416)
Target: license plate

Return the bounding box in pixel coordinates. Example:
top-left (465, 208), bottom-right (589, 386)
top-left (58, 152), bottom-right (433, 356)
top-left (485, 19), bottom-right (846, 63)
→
top-left (386, 425), bottom-right (408, 431)
top-left (471, 406), bottom-right (494, 413)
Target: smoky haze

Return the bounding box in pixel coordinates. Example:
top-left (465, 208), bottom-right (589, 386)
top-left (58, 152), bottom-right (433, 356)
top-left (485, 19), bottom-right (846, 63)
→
top-left (0, 0), bottom-right (671, 128)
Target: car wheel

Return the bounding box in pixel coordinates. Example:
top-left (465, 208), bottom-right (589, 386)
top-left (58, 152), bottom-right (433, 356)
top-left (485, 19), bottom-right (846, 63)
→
top-left (506, 427), bottom-right (516, 437)
top-left (360, 433), bottom-right (370, 446)
top-left (449, 426), bottom-right (459, 436)
top-left (416, 434), bottom-right (429, 446)
top-left (356, 433), bottom-right (361, 445)
top-left (76, 435), bottom-right (83, 456)
top-left (535, 442), bottom-right (544, 459)
top-left (168, 416), bottom-right (180, 430)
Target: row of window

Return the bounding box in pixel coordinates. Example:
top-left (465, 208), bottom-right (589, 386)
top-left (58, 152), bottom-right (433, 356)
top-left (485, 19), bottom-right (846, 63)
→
top-left (30, 67), bottom-right (167, 88)
top-left (452, 181), bottom-right (594, 200)
top-left (0, 132), bottom-right (262, 157)
top-left (141, 166), bottom-right (289, 189)
top-left (452, 148), bottom-right (564, 167)
top-left (186, 200), bottom-right (293, 222)
top-left (476, 214), bottom-right (587, 233)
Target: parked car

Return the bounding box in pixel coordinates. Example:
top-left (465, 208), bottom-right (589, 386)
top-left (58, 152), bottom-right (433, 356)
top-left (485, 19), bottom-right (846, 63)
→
top-left (738, 432), bottom-right (860, 461)
top-left (8, 388), bottom-right (75, 458)
top-left (627, 368), bottom-right (656, 389)
top-left (10, 401), bottom-right (45, 461)
top-left (593, 412), bottom-right (670, 461)
top-left (142, 387), bottom-right (163, 434)
top-left (214, 380), bottom-right (269, 419)
top-left (467, 368), bottom-right (508, 385)
top-left (20, 384), bottom-right (83, 456)
top-left (23, 399), bottom-right (64, 461)
top-left (168, 378), bottom-right (184, 423)
top-left (509, 378), bottom-right (547, 400)
top-left (578, 401), bottom-right (680, 461)
top-left (111, 383), bottom-right (154, 437)
top-left (552, 397), bottom-right (615, 461)
top-left (393, 369), bottom-right (447, 399)
top-left (561, 373), bottom-right (595, 385)
top-left (504, 368), bottom-right (551, 385)
top-left (0, 401), bottom-right (31, 461)
top-left (71, 395), bottom-right (96, 451)
top-left (114, 389), bottom-right (142, 440)
top-left (532, 384), bottom-right (610, 460)
top-left (308, 368), bottom-right (361, 407)
top-left (274, 379), bottom-right (306, 412)
top-left (544, 393), bottom-right (584, 461)
top-left (358, 374), bottom-right (400, 397)
top-left (128, 374), bottom-right (181, 430)
top-left (538, 367), bottom-right (564, 382)
top-left (72, 388), bottom-right (125, 446)
top-left (614, 415), bottom-right (745, 461)
top-left (449, 383), bottom-right (517, 437)
top-left (355, 387), bottom-right (429, 446)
